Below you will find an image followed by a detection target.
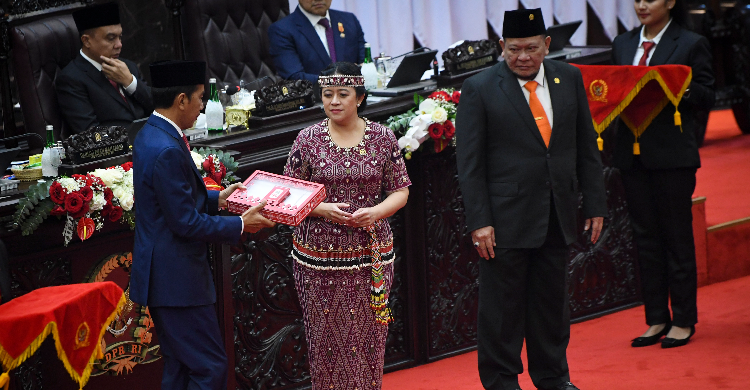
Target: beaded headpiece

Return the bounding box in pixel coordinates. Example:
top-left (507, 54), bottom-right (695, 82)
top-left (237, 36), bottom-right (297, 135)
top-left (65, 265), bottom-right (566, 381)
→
top-left (318, 75), bottom-right (365, 88)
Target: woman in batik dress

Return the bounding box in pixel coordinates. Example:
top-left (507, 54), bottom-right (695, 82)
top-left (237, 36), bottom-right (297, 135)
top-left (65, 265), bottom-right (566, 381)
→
top-left (283, 62), bottom-right (411, 390)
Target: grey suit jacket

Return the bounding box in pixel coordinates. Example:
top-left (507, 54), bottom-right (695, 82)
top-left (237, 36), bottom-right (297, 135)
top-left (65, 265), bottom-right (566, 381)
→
top-left (56, 53), bottom-right (153, 134)
top-left (455, 59), bottom-right (607, 248)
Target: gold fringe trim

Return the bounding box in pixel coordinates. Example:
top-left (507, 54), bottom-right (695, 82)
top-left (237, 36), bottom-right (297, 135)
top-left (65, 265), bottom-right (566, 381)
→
top-left (0, 372), bottom-right (8, 390)
top-left (591, 68), bottom-right (693, 137)
top-left (0, 293), bottom-right (126, 388)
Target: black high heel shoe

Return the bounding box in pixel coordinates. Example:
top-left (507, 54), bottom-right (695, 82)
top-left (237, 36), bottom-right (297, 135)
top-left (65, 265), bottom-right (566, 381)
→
top-left (661, 326), bottom-right (695, 348)
top-left (631, 322), bottom-right (671, 347)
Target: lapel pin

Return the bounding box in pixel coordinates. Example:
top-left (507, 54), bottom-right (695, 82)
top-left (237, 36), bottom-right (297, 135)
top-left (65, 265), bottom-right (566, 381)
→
top-left (554, 78), bottom-right (560, 84)
top-left (338, 22), bottom-right (345, 37)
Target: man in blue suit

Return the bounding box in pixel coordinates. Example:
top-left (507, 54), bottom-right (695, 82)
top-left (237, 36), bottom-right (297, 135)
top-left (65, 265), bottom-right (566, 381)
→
top-left (130, 60), bottom-right (274, 390)
top-left (268, 0), bottom-right (365, 81)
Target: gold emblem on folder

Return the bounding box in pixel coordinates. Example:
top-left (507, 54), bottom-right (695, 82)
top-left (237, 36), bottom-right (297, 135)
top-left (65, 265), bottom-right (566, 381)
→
top-left (554, 78), bottom-right (560, 84)
top-left (529, 14), bottom-right (534, 21)
top-left (589, 79), bottom-right (608, 102)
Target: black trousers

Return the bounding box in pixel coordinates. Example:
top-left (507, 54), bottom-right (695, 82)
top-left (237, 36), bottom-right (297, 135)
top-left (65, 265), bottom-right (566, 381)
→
top-left (478, 200), bottom-right (570, 390)
top-left (150, 304), bottom-right (228, 390)
top-left (620, 161), bottom-right (698, 327)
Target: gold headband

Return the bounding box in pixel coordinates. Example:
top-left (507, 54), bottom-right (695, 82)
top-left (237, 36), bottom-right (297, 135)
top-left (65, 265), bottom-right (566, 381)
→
top-left (318, 75), bottom-right (365, 88)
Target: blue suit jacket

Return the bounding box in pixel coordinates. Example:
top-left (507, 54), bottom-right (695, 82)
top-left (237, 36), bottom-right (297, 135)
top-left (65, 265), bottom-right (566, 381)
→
top-left (268, 6), bottom-right (365, 81)
top-left (130, 114), bottom-right (242, 307)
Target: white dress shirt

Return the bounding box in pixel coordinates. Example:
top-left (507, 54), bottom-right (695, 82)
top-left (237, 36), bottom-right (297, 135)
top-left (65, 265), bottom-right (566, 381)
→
top-left (80, 49), bottom-right (137, 95)
top-left (298, 6), bottom-right (333, 57)
top-left (517, 64), bottom-right (553, 129)
top-left (632, 18), bottom-right (673, 66)
top-left (152, 111), bottom-right (243, 232)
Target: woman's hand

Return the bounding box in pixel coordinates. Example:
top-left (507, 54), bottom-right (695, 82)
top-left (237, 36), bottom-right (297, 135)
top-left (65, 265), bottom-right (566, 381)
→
top-left (313, 203), bottom-right (353, 224)
top-left (349, 207), bottom-right (380, 228)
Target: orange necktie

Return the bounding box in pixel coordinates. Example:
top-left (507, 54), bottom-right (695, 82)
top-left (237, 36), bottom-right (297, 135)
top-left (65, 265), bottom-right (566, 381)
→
top-left (523, 80), bottom-right (552, 147)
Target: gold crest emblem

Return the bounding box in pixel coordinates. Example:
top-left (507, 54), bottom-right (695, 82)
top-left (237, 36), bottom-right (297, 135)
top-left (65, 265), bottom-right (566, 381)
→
top-left (74, 322), bottom-right (91, 349)
top-left (282, 86), bottom-right (289, 95)
top-left (338, 22), bottom-right (344, 33)
top-left (95, 132), bottom-right (102, 142)
top-left (554, 77), bottom-right (560, 84)
top-left (529, 14), bottom-right (534, 21)
top-left (589, 79), bottom-right (608, 102)
top-left (468, 46), bottom-right (475, 55)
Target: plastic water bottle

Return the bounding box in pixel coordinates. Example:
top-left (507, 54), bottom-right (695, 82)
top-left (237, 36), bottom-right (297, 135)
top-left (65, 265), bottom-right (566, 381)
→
top-left (42, 125), bottom-right (57, 177)
top-left (206, 78), bottom-right (224, 131)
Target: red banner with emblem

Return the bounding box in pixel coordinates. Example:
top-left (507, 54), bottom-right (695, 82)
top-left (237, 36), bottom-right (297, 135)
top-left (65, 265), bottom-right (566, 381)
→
top-left (573, 64), bottom-right (692, 153)
top-left (0, 282), bottom-right (125, 389)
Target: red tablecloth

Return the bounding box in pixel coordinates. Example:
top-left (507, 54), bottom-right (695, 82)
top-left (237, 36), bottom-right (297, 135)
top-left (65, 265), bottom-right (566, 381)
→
top-left (574, 64), bottom-right (692, 152)
top-left (0, 282), bottom-right (125, 388)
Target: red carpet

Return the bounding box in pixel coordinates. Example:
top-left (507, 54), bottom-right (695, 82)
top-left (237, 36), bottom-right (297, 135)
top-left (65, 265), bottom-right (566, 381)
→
top-left (694, 109), bottom-right (750, 226)
top-left (383, 275), bottom-right (750, 390)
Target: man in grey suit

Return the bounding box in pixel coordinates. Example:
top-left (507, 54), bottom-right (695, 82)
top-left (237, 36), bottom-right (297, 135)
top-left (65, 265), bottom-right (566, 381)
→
top-left (455, 9), bottom-right (607, 390)
top-left (56, 2), bottom-right (152, 134)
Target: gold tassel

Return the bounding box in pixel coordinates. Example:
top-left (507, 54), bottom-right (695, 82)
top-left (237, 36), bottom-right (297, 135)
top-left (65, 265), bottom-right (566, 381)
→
top-left (674, 109), bottom-right (683, 132)
top-left (1, 372), bottom-right (9, 390)
top-left (597, 136), bottom-right (604, 151)
top-left (633, 142), bottom-right (641, 155)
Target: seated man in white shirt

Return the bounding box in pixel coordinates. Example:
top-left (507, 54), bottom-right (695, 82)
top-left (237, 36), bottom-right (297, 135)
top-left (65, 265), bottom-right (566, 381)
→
top-left (56, 1), bottom-right (152, 134)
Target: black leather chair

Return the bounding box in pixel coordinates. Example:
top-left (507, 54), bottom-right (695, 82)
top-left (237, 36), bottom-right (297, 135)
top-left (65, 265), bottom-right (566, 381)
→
top-left (11, 14), bottom-right (80, 148)
top-left (181, 0), bottom-right (290, 88)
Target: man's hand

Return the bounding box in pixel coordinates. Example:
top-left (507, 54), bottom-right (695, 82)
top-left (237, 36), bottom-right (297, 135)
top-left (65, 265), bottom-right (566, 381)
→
top-left (584, 217), bottom-right (604, 244)
top-left (471, 226), bottom-right (496, 260)
top-left (218, 183), bottom-right (244, 209)
top-left (241, 201), bottom-right (276, 233)
top-left (100, 56), bottom-right (134, 86)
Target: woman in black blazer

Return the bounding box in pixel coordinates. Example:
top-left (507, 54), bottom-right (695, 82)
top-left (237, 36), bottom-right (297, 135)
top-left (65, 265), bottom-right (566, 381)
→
top-left (611, 0), bottom-right (715, 348)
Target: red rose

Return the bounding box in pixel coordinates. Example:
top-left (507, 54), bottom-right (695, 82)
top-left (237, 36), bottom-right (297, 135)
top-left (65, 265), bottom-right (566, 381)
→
top-left (451, 91), bottom-right (461, 104)
top-left (71, 203), bottom-right (90, 219)
top-left (79, 186), bottom-right (94, 202)
top-left (429, 91), bottom-right (450, 101)
top-left (202, 155), bottom-right (213, 173)
top-left (106, 205), bottom-right (123, 222)
top-left (64, 192), bottom-right (84, 214)
top-left (121, 162), bottom-right (133, 171)
top-left (210, 162), bottom-right (227, 185)
top-left (103, 187), bottom-right (114, 202)
top-left (428, 123), bottom-right (444, 139)
top-left (50, 205), bottom-right (66, 216)
top-left (49, 182), bottom-right (67, 204)
top-left (443, 120), bottom-right (455, 138)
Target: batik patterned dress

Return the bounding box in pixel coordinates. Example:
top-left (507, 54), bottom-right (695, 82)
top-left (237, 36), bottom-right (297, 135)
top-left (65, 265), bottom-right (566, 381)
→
top-left (283, 118), bottom-right (411, 390)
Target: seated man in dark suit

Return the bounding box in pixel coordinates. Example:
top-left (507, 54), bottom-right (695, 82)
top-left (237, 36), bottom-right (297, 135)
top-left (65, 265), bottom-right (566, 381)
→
top-left (268, 0), bottom-right (365, 82)
top-left (56, 2), bottom-right (152, 134)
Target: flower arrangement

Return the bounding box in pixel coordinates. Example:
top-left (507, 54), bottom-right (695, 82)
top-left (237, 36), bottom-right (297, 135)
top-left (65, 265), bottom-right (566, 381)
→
top-left (385, 88), bottom-right (461, 158)
top-left (7, 162), bottom-right (135, 246)
top-left (190, 147), bottom-right (240, 190)
top-left (6, 148), bottom-right (240, 245)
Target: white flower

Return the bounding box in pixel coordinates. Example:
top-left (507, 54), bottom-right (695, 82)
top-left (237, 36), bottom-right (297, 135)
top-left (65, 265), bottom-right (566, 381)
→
top-left (57, 177), bottom-right (80, 193)
top-left (190, 151), bottom-right (203, 170)
top-left (418, 99), bottom-right (437, 114)
top-left (398, 136), bottom-right (420, 152)
top-left (119, 193), bottom-right (134, 211)
top-left (431, 106), bottom-right (448, 123)
top-left (90, 193), bottom-right (106, 211)
top-left (91, 168), bottom-right (122, 188)
top-left (112, 187), bottom-right (128, 201)
top-left (409, 113), bottom-right (432, 132)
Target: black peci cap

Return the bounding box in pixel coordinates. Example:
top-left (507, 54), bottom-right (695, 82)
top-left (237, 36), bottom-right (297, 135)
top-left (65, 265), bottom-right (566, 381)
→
top-left (72, 2), bottom-right (121, 33)
top-left (149, 60), bottom-right (206, 88)
top-left (502, 8), bottom-right (546, 38)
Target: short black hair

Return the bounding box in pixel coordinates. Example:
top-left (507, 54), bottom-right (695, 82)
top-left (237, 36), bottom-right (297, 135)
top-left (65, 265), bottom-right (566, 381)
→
top-left (670, 0), bottom-right (692, 29)
top-left (319, 62), bottom-right (368, 113)
top-left (152, 85), bottom-right (201, 109)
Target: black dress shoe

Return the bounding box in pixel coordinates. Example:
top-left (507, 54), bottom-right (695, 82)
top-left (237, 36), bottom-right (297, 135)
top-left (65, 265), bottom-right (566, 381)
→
top-left (631, 322), bottom-right (671, 347)
top-left (538, 381), bottom-right (580, 390)
top-left (661, 326), bottom-right (695, 348)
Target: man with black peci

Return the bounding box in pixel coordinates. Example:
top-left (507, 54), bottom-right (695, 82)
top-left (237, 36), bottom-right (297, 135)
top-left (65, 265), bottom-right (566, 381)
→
top-left (455, 9), bottom-right (607, 390)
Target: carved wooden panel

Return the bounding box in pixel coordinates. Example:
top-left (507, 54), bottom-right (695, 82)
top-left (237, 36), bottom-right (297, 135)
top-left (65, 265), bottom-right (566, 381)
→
top-left (231, 215), bottom-right (411, 389)
top-left (384, 211), bottom-right (411, 362)
top-left (421, 148), bottom-right (480, 358)
top-left (6, 0), bottom-right (80, 16)
top-left (10, 256), bottom-right (71, 299)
